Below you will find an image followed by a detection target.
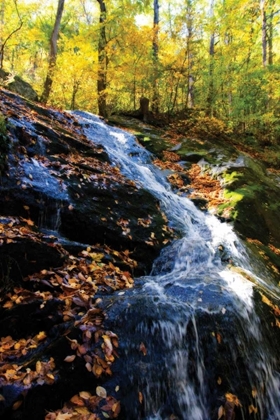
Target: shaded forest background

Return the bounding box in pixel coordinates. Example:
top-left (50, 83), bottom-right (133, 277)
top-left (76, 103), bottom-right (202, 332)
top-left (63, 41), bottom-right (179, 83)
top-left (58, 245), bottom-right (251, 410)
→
top-left (0, 0), bottom-right (280, 142)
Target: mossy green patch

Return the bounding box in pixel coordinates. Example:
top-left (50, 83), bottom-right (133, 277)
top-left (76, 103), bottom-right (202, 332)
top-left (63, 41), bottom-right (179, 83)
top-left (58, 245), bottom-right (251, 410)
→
top-left (222, 171), bottom-right (243, 185)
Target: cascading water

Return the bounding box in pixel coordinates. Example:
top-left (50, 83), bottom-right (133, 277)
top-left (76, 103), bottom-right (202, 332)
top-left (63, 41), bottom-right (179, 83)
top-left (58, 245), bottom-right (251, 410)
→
top-left (73, 111), bottom-right (280, 420)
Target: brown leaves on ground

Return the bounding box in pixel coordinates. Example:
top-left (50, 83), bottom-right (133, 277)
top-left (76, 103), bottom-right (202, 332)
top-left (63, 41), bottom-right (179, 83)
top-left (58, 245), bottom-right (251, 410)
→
top-left (0, 216), bottom-right (66, 250)
top-left (0, 356), bottom-right (56, 389)
top-left (46, 389), bottom-right (120, 420)
top-left (46, 152), bottom-right (137, 193)
top-left (0, 219), bottom-right (137, 417)
top-left (153, 156), bottom-right (227, 213)
top-left (186, 164), bottom-right (226, 210)
top-left (0, 243), bottom-right (133, 380)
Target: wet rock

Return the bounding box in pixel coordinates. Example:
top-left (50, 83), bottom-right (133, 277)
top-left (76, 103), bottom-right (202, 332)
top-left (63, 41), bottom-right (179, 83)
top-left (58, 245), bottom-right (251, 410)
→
top-left (0, 88), bottom-right (173, 276)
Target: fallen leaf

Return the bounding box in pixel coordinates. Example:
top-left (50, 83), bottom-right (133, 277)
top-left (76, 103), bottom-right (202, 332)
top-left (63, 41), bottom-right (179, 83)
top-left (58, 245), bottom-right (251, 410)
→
top-left (12, 400), bottom-right (23, 410)
top-left (85, 362), bottom-right (92, 372)
top-left (252, 387), bottom-right (257, 398)
top-left (249, 404), bottom-right (258, 414)
top-left (70, 394), bottom-right (85, 406)
top-left (216, 332), bottom-right (222, 344)
top-left (139, 342), bottom-right (147, 355)
top-left (225, 393), bottom-right (241, 406)
top-left (218, 405), bottom-right (224, 419)
top-left (36, 331), bottom-right (47, 341)
top-left (96, 386), bottom-right (107, 398)
top-left (64, 355), bottom-right (76, 363)
top-left (79, 391), bottom-right (92, 400)
top-left (112, 401), bottom-right (121, 417)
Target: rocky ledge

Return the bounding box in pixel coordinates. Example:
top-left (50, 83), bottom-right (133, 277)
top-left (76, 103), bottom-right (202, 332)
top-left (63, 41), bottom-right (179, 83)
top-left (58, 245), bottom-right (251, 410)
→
top-left (0, 88), bottom-right (175, 419)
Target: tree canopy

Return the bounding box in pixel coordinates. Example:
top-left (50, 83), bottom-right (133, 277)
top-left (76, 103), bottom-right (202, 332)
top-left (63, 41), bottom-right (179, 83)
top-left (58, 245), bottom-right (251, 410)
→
top-left (1, 0), bottom-right (280, 138)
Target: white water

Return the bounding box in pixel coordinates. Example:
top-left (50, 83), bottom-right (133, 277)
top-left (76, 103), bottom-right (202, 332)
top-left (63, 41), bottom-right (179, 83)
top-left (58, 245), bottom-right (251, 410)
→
top-left (74, 111), bottom-right (280, 420)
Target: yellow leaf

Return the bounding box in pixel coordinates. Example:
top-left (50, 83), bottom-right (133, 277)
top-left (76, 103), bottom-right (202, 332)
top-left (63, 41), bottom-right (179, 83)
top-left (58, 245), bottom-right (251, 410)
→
top-left (36, 331), bottom-right (47, 341)
top-left (225, 393), bottom-right (241, 406)
top-left (96, 386), bottom-right (107, 398)
top-left (75, 406), bottom-right (91, 414)
top-left (249, 404), bottom-right (258, 414)
top-left (79, 391), bottom-right (92, 400)
top-left (252, 387), bottom-right (257, 398)
top-left (102, 335), bottom-right (113, 356)
top-left (56, 413), bottom-right (73, 420)
top-left (36, 361), bottom-right (42, 374)
top-left (93, 363), bottom-right (103, 377)
top-left (3, 301), bottom-right (13, 309)
top-left (112, 401), bottom-right (121, 416)
top-left (64, 355), bottom-right (76, 363)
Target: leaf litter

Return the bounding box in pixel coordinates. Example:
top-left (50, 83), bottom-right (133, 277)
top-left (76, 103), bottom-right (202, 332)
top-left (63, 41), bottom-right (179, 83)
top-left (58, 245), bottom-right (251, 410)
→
top-left (0, 215), bottom-right (139, 418)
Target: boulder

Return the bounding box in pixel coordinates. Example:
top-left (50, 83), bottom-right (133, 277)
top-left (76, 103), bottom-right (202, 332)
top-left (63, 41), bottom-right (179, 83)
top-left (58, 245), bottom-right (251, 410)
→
top-left (0, 70), bottom-right (38, 102)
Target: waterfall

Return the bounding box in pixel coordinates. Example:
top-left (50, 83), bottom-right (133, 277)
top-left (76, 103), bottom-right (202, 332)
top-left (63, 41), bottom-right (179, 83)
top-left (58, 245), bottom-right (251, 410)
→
top-left (73, 111), bottom-right (280, 420)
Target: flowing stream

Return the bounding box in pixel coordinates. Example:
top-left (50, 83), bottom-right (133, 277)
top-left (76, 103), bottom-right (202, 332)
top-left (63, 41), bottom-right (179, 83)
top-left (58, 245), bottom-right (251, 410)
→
top-left (74, 111), bottom-right (280, 420)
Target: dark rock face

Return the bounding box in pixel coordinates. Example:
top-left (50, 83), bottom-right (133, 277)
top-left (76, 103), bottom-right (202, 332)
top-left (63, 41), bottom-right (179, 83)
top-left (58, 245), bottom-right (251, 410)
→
top-left (0, 88), bottom-right (173, 276)
top-left (0, 88), bottom-right (175, 419)
top-left (0, 70), bottom-right (38, 102)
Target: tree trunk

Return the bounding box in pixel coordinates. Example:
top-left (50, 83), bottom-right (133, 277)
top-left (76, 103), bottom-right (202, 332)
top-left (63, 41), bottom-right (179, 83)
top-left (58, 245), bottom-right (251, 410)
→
top-left (268, 15), bottom-right (273, 65)
top-left (206, 0), bottom-right (215, 116)
top-left (267, 0), bottom-right (276, 65)
top-left (71, 79), bottom-right (80, 110)
top-left (97, 0), bottom-right (108, 118)
top-left (260, 0), bottom-right (267, 67)
top-left (0, 0), bottom-right (23, 70)
top-left (152, 0), bottom-right (160, 113)
top-left (40, 0), bottom-right (65, 104)
top-left (186, 0), bottom-right (195, 109)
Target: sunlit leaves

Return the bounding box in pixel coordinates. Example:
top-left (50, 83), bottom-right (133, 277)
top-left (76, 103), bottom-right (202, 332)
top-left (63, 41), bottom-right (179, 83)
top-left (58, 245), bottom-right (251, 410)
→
top-left (0, 357), bottom-right (56, 389)
top-left (46, 389), bottom-right (120, 419)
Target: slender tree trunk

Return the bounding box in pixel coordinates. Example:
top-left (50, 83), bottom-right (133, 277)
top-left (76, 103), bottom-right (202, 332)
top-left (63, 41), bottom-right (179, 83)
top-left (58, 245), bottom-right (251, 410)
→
top-left (0, 0), bottom-right (23, 70)
top-left (260, 0), bottom-right (267, 67)
top-left (40, 0), bottom-right (65, 104)
top-left (268, 16), bottom-right (273, 65)
top-left (71, 79), bottom-right (80, 110)
top-left (152, 0), bottom-right (160, 113)
top-left (207, 33), bottom-right (215, 116)
top-left (96, 0), bottom-right (108, 118)
top-left (267, 0), bottom-right (276, 66)
top-left (206, 0), bottom-right (215, 116)
top-left (186, 0), bottom-right (194, 109)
